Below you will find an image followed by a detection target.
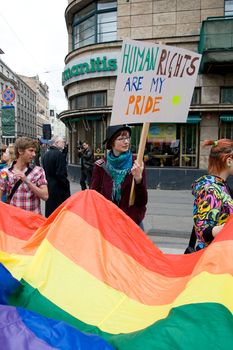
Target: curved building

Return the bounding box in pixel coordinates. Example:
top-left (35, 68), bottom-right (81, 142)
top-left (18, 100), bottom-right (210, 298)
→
top-left (60, 0), bottom-right (233, 186)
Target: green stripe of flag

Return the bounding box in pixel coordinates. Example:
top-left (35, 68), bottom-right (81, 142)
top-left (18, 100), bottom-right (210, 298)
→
top-left (9, 280), bottom-right (233, 350)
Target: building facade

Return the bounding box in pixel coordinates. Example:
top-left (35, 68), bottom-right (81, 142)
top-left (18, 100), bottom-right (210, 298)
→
top-left (60, 0), bottom-right (233, 183)
top-left (16, 76), bottom-right (37, 139)
top-left (0, 58), bottom-right (18, 145)
top-left (19, 75), bottom-right (50, 138)
top-left (0, 59), bottom-right (37, 145)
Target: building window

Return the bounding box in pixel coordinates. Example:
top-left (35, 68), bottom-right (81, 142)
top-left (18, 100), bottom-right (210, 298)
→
top-left (73, 0), bottom-right (117, 49)
top-left (191, 87), bottom-right (201, 105)
top-left (130, 123), bottom-right (199, 168)
top-left (73, 3), bottom-right (96, 48)
top-left (221, 122), bottom-right (233, 138)
top-left (91, 91), bottom-right (106, 107)
top-left (220, 87), bottom-right (233, 104)
top-left (97, 8), bottom-right (117, 43)
top-left (75, 94), bottom-right (88, 109)
top-left (225, 0), bottom-right (233, 16)
top-left (50, 109), bottom-right (55, 117)
top-left (70, 91), bottom-right (107, 109)
top-left (180, 124), bottom-right (198, 167)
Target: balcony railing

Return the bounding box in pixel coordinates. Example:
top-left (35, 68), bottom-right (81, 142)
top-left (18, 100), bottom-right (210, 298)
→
top-left (199, 16), bottom-right (233, 53)
top-left (198, 16), bottom-right (233, 73)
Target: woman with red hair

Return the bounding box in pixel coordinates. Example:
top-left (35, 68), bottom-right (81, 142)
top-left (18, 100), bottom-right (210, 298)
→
top-left (192, 139), bottom-right (233, 250)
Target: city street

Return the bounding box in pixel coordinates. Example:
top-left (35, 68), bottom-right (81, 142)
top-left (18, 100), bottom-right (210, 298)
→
top-left (67, 181), bottom-right (193, 254)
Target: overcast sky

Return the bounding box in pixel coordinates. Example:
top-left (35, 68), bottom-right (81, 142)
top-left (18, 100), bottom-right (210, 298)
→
top-left (0, 0), bottom-right (68, 112)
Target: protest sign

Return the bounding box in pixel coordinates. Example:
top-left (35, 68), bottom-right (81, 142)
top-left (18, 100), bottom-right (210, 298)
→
top-left (111, 38), bottom-right (201, 125)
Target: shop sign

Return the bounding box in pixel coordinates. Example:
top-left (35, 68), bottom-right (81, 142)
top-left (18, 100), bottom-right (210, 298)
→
top-left (1, 105), bottom-right (15, 136)
top-left (148, 124), bottom-right (176, 142)
top-left (62, 53), bottom-right (119, 86)
top-left (110, 38), bottom-right (201, 125)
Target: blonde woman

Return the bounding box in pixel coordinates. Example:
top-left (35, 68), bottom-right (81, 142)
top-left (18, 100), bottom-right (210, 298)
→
top-left (3, 143), bottom-right (16, 166)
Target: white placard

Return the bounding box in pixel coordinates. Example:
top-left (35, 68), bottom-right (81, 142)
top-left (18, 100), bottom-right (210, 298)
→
top-left (110, 38), bottom-right (201, 125)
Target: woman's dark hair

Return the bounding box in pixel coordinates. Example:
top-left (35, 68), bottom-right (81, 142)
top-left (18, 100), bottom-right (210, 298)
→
top-left (108, 130), bottom-right (130, 149)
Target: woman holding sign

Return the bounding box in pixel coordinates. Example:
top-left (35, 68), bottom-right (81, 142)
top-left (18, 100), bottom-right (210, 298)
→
top-left (90, 125), bottom-right (148, 228)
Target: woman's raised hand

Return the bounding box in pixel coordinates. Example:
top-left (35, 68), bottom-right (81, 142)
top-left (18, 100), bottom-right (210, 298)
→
top-left (131, 160), bottom-right (143, 184)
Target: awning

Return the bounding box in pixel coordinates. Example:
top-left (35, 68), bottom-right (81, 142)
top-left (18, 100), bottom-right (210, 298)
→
top-left (64, 115), bottom-right (103, 124)
top-left (187, 114), bottom-right (201, 124)
top-left (85, 115), bottom-right (103, 121)
top-left (220, 115), bottom-right (233, 122)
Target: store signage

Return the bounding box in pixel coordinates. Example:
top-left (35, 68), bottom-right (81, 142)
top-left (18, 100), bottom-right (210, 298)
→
top-left (111, 39), bottom-right (201, 125)
top-left (1, 105), bottom-right (15, 136)
top-left (62, 54), bottom-right (118, 86)
top-left (148, 124), bottom-right (176, 142)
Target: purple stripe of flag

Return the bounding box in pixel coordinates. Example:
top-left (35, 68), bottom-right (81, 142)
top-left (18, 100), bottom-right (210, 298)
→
top-left (0, 305), bottom-right (56, 349)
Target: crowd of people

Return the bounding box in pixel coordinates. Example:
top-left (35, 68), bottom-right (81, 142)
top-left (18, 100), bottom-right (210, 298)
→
top-left (0, 127), bottom-right (232, 253)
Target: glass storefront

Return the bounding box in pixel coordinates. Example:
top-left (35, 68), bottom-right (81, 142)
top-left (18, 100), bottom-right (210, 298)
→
top-left (129, 122), bottom-right (199, 168)
top-left (66, 84), bottom-right (200, 168)
top-left (87, 119), bottom-right (200, 168)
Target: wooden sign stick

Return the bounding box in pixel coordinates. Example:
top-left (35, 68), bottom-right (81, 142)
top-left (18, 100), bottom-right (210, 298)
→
top-left (128, 41), bottom-right (164, 207)
top-left (129, 122), bottom-right (150, 206)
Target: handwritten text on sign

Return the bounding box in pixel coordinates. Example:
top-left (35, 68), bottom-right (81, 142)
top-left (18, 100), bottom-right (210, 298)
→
top-left (110, 39), bottom-right (201, 125)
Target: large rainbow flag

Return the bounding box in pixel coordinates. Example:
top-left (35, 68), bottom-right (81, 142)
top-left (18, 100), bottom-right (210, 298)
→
top-left (0, 189), bottom-right (232, 349)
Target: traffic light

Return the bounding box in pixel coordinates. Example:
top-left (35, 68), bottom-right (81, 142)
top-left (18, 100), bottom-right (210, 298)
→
top-left (43, 124), bottom-right (52, 140)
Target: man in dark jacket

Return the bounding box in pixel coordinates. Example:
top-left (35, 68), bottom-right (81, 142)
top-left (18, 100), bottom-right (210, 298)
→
top-left (78, 141), bottom-right (94, 190)
top-left (42, 136), bottom-right (70, 217)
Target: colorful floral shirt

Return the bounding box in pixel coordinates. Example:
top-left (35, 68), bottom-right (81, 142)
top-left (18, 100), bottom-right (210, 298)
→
top-left (0, 164), bottom-right (47, 214)
top-left (192, 175), bottom-right (233, 246)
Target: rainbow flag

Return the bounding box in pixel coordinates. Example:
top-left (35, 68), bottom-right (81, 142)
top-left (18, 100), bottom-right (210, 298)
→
top-left (0, 190), bottom-right (233, 349)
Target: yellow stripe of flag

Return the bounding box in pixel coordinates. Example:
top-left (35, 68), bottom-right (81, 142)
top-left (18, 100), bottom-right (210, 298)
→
top-left (21, 240), bottom-right (233, 334)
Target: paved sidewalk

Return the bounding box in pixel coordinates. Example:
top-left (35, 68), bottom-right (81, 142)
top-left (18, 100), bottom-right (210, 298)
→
top-left (145, 189), bottom-right (193, 237)
top-left (145, 189), bottom-right (193, 253)
top-left (70, 182), bottom-right (193, 235)
top-left (69, 181), bottom-right (193, 254)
